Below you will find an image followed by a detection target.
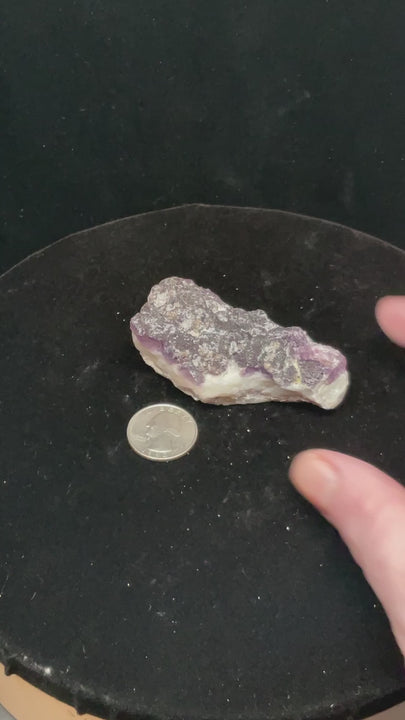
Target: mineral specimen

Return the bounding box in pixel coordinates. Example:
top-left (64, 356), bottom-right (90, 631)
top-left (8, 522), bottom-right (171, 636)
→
top-left (130, 277), bottom-right (349, 409)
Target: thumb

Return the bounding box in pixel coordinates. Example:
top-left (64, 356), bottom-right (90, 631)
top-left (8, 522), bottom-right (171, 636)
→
top-left (289, 449), bottom-right (405, 657)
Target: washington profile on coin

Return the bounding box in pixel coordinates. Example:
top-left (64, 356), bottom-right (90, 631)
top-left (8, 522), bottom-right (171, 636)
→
top-left (127, 404), bottom-right (198, 461)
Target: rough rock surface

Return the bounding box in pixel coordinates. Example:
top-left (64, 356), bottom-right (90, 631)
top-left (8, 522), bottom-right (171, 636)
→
top-left (130, 277), bottom-right (349, 409)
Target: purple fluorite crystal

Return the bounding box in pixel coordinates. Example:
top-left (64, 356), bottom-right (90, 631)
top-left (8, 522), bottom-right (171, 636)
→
top-left (130, 277), bottom-right (349, 409)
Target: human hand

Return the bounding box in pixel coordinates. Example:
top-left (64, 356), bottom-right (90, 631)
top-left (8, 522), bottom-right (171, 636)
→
top-left (289, 296), bottom-right (405, 657)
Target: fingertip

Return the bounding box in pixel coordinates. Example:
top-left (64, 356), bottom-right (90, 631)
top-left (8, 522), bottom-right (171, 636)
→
top-left (288, 449), bottom-right (314, 477)
top-left (288, 449), bottom-right (319, 489)
top-left (289, 449), bottom-right (338, 511)
top-left (375, 295), bottom-right (405, 347)
top-left (375, 295), bottom-right (394, 326)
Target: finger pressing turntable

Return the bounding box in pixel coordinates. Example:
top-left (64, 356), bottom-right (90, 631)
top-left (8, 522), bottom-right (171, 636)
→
top-left (289, 449), bottom-right (405, 657)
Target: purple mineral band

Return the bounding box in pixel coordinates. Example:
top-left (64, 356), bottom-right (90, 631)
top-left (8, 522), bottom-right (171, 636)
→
top-left (131, 327), bottom-right (203, 385)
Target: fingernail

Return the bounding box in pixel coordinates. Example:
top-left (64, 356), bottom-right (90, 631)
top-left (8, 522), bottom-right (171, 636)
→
top-left (289, 452), bottom-right (339, 511)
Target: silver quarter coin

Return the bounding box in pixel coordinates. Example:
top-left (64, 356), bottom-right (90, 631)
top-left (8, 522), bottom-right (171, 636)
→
top-left (127, 404), bottom-right (198, 461)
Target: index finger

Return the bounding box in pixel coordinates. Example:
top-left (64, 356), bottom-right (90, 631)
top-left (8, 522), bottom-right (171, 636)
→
top-left (375, 296), bottom-right (405, 347)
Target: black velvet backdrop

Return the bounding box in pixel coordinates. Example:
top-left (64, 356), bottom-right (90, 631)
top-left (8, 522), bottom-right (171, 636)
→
top-left (2, 1), bottom-right (405, 272)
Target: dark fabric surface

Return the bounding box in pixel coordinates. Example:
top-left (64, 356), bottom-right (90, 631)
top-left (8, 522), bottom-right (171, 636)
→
top-left (2, 1), bottom-right (405, 274)
top-left (0, 205), bottom-right (404, 720)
